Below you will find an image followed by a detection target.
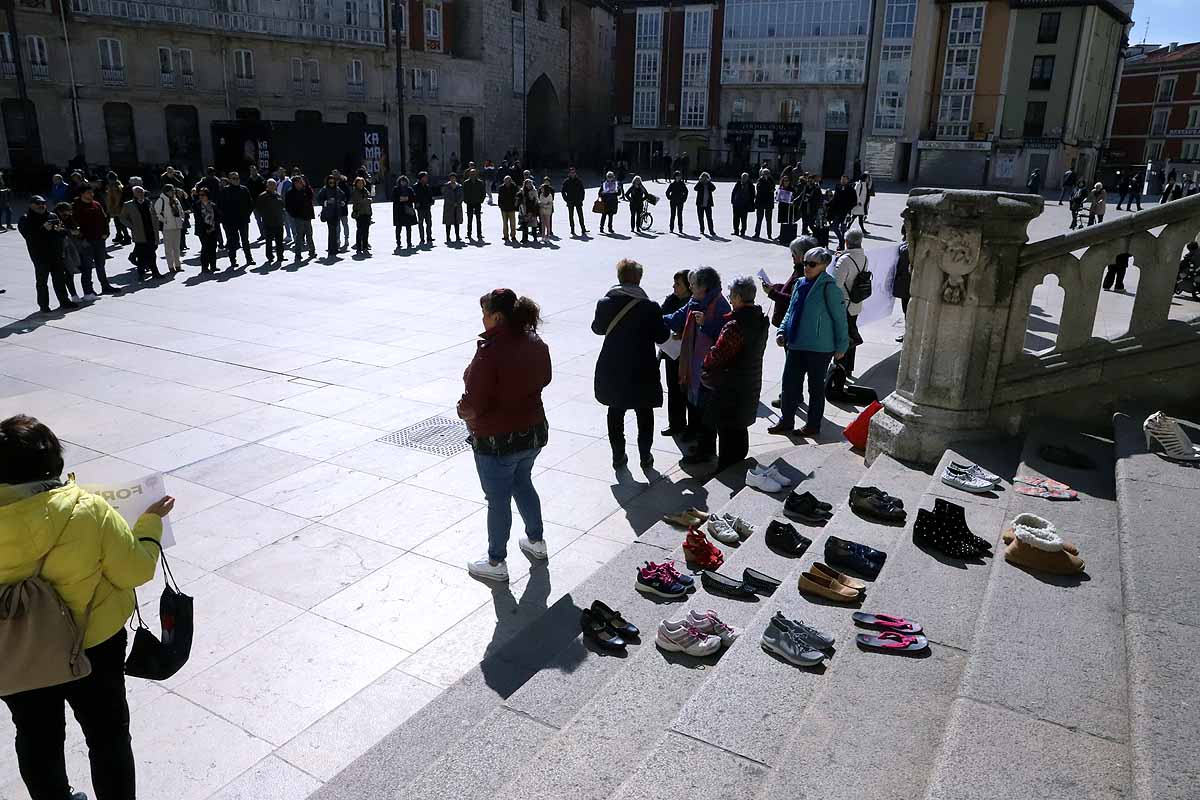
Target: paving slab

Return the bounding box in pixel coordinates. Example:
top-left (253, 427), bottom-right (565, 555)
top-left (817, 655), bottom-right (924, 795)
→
top-left (1116, 477), bottom-right (1200, 627)
top-left (926, 699), bottom-right (1130, 800)
top-left (611, 732), bottom-right (770, 800)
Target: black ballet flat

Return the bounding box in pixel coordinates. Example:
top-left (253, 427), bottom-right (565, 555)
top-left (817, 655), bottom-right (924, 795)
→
top-left (590, 600), bottom-right (639, 639)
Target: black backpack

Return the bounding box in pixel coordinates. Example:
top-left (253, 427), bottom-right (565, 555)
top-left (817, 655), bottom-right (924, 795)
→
top-left (844, 255), bottom-right (873, 304)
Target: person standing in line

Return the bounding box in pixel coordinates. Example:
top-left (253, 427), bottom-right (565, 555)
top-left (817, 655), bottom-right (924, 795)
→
top-left (484, 160), bottom-right (496, 205)
top-left (332, 170), bottom-right (352, 251)
top-left (458, 289), bottom-right (552, 584)
top-left (119, 185), bottom-right (164, 281)
top-left (19, 196), bottom-right (78, 314)
top-left (276, 168), bottom-right (294, 243)
top-left (598, 171), bottom-right (622, 234)
top-left (861, 171), bottom-right (874, 220)
top-left (153, 184), bottom-right (187, 273)
top-left (592, 259), bottom-right (669, 469)
top-left (798, 174), bottom-right (819, 234)
top-left (850, 172), bottom-right (870, 233)
top-left (1087, 181), bottom-right (1107, 226)
top-left (0, 414), bottom-right (172, 800)
top-left (666, 171), bottom-right (688, 234)
top-left (699, 276), bottom-right (770, 472)
top-left (731, 172), bottom-right (753, 236)
top-left (246, 164), bottom-right (266, 240)
top-left (498, 175), bottom-right (519, 243)
top-left (517, 178), bottom-right (540, 244)
top-left (776, 173), bottom-right (797, 244)
top-left (624, 176), bottom-right (648, 233)
top-left (769, 247), bottom-right (848, 437)
top-left (1068, 178), bottom-right (1088, 229)
top-left (217, 171), bottom-right (254, 268)
top-left (414, 171), bottom-right (435, 245)
top-left (753, 168), bottom-right (776, 239)
top-left (54, 202), bottom-right (85, 303)
top-left (72, 186), bottom-right (121, 295)
top-left (694, 171), bottom-right (716, 236)
top-left (256, 178), bottom-right (287, 264)
top-left (104, 173), bottom-right (129, 245)
top-left (442, 172), bottom-right (465, 244)
top-left (316, 175), bottom-right (347, 260)
top-left (561, 166), bottom-right (587, 236)
top-left (462, 167), bottom-right (486, 241)
top-left (192, 186), bottom-right (222, 273)
top-left (1059, 167), bottom-right (1076, 205)
top-left (392, 174), bottom-right (418, 249)
top-left (829, 175), bottom-right (857, 250)
top-left (1026, 168), bottom-right (1043, 196)
top-left (284, 175), bottom-right (317, 261)
top-left (349, 176), bottom-right (374, 255)
top-left (660, 269), bottom-right (692, 437)
top-left (537, 182), bottom-right (555, 242)
top-left (832, 228), bottom-right (868, 382)
top-left (48, 173), bottom-right (69, 204)
top-left (664, 266), bottom-right (731, 466)
top-left (763, 236), bottom-right (818, 406)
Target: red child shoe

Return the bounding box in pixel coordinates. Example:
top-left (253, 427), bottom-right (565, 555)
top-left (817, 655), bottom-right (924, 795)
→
top-left (683, 527), bottom-right (724, 570)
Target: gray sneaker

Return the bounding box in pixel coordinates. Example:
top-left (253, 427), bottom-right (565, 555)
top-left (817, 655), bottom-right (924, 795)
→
top-left (761, 625), bottom-right (824, 666)
top-left (771, 612), bottom-right (835, 648)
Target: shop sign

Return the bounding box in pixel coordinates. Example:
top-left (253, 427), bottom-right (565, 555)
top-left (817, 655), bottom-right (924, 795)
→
top-left (1167, 128), bottom-right (1200, 137)
top-left (916, 140), bottom-right (992, 151)
top-left (727, 121), bottom-right (804, 133)
top-left (363, 130), bottom-right (384, 176)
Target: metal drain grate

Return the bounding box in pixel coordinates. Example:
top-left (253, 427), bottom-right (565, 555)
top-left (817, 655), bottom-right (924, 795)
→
top-left (378, 415), bottom-right (471, 457)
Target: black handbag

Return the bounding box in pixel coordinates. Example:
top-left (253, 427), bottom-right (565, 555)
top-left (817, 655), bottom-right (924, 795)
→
top-left (124, 540), bottom-right (193, 681)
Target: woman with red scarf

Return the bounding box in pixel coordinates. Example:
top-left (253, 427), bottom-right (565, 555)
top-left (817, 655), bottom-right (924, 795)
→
top-left (664, 266), bottom-right (730, 465)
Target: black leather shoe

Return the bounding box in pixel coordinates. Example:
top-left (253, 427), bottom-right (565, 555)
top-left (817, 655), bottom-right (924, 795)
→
top-left (580, 608), bottom-right (626, 650)
top-left (824, 535), bottom-right (886, 578)
top-left (848, 486), bottom-right (906, 524)
top-left (742, 567), bottom-right (781, 593)
top-left (765, 520), bottom-right (812, 557)
top-left (850, 485), bottom-right (904, 510)
top-left (590, 600), bottom-right (639, 638)
top-left (784, 491), bottom-right (834, 523)
top-left (700, 569), bottom-right (758, 598)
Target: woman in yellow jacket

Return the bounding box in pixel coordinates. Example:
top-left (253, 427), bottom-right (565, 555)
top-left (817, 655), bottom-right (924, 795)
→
top-left (0, 414), bottom-right (173, 800)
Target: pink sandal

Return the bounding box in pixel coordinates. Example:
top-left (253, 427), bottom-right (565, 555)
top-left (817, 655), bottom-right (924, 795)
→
top-left (855, 631), bottom-right (929, 652)
top-left (851, 612), bottom-right (923, 634)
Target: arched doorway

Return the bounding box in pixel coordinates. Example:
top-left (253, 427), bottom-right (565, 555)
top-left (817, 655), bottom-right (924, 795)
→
top-left (459, 117), bottom-right (475, 164)
top-left (103, 102), bottom-right (138, 170)
top-left (525, 73), bottom-right (563, 169)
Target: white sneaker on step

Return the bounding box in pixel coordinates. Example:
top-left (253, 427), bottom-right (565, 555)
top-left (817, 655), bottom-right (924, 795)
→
top-left (745, 470), bottom-right (784, 493)
top-left (467, 557), bottom-right (509, 582)
top-left (752, 464), bottom-right (794, 487)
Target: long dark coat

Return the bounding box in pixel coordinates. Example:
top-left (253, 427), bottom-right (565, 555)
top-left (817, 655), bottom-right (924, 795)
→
top-left (591, 287), bottom-right (669, 409)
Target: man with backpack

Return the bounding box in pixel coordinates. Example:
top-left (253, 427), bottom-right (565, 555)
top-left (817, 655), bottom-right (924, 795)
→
top-left (833, 228), bottom-right (870, 382)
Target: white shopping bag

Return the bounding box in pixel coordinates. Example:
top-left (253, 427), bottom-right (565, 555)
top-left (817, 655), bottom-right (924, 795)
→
top-left (81, 473), bottom-right (176, 548)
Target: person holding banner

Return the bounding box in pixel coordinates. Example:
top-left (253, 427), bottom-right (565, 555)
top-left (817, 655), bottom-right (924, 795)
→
top-left (0, 414), bottom-right (174, 800)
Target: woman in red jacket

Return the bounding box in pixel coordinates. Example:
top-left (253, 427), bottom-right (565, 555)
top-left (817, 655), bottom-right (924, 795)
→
top-left (457, 288), bottom-right (552, 582)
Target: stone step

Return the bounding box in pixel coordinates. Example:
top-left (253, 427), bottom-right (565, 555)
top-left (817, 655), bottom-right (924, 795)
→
top-left (1113, 411), bottom-right (1200, 800)
top-left (308, 441), bottom-right (845, 800)
top-left (492, 446), bottom-right (870, 800)
top-left (923, 425), bottom-right (1131, 800)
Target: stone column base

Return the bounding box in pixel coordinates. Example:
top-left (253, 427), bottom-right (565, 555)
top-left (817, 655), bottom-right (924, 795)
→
top-left (866, 393), bottom-right (999, 466)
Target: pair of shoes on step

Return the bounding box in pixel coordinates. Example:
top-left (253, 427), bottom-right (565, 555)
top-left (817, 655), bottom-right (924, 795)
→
top-left (706, 513), bottom-right (756, 544)
top-left (784, 491), bottom-right (833, 524)
top-left (798, 562), bottom-right (867, 603)
top-left (746, 463), bottom-right (795, 493)
top-left (662, 507), bottom-right (709, 528)
top-left (824, 535), bottom-right (887, 579)
top-left (914, 498), bottom-right (992, 559)
top-left (700, 566), bottom-right (780, 598)
top-left (761, 612), bottom-right (834, 666)
top-left (1002, 513), bottom-right (1085, 575)
top-left (683, 528), bottom-right (725, 570)
top-left (580, 600), bottom-right (640, 651)
top-left (941, 460), bottom-right (1002, 493)
top-left (635, 560), bottom-right (696, 598)
top-left (853, 612), bottom-right (929, 653)
top-left (656, 609), bottom-right (738, 656)
top-left (848, 485), bottom-right (906, 524)
top-left (765, 520), bottom-right (812, 557)
top-left (467, 536), bottom-right (548, 581)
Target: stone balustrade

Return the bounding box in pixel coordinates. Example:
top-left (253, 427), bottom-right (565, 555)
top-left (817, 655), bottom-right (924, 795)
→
top-left (868, 189), bottom-right (1200, 466)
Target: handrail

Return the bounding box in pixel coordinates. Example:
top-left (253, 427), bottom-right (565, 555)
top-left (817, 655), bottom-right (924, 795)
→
top-left (1019, 193), bottom-right (1200, 267)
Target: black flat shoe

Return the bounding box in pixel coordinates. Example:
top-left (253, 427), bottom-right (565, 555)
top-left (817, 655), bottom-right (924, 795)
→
top-left (824, 536), bottom-right (886, 579)
top-left (580, 608), bottom-right (626, 650)
top-left (850, 485), bottom-right (904, 510)
top-left (784, 491), bottom-right (834, 524)
top-left (765, 520), bottom-right (812, 557)
top-left (699, 569), bottom-right (758, 599)
top-left (848, 487), bottom-right (906, 524)
top-left (791, 491), bottom-right (833, 512)
top-left (590, 600), bottom-right (639, 638)
top-left (742, 567), bottom-right (781, 593)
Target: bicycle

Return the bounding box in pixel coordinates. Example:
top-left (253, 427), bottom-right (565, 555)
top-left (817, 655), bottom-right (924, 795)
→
top-left (638, 209), bottom-right (654, 231)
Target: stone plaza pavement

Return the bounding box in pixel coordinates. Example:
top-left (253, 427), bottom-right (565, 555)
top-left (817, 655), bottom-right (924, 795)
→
top-left (0, 183), bottom-right (1184, 799)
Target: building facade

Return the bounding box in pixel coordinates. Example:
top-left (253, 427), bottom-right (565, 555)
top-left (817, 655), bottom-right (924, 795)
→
top-left (0, 0), bottom-right (614, 186)
top-left (1105, 41), bottom-right (1200, 191)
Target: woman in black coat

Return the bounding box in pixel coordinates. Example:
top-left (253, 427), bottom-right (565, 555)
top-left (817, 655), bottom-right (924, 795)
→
top-left (754, 169), bottom-right (775, 239)
top-left (592, 258), bottom-right (670, 468)
top-left (660, 269), bottom-right (692, 437)
top-left (624, 176), bottom-right (649, 232)
top-left (730, 172), bottom-right (753, 236)
top-left (392, 175), bottom-right (417, 249)
top-left (694, 172), bottom-right (716, 236)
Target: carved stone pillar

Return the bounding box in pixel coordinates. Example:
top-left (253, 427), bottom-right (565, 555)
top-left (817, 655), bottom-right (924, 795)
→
top-left (867, 189), bottom-right (1042, 465)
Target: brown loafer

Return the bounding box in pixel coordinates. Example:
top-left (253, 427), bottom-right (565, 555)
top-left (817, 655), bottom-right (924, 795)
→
top-left (810, 561), bottom-right (867, 592)
top-left (798, 571), bottom-right (861, 602)
top-left (1001, 526), bottom-right (1079, 555)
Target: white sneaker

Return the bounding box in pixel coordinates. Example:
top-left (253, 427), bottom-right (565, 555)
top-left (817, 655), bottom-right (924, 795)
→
top-left (705, 516), bottom-right (740, 544)
top-left (721, 512), bottom-right (757, 539)
top-left (940, 469), bottom-right (993, 494)
top-left (656, 618), bottom-right (721, 656)
top-left (753, 464), bottom-right (794, 487)
top-left (519, 536), bottom-right (548, 560)
top-left (467, 557), bottom-right (509, 582)
top-left (745, 470), bottom-right (784, 493)
top-left (686, 609), bottom-right (739, 646)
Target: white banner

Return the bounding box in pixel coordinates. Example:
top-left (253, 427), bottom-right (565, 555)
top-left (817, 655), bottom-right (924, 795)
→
top-left (82, 473), bottom-right (175, 549)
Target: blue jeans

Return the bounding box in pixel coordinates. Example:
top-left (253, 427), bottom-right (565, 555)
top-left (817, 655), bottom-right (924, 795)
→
top-left (474, 447), bottom-right (544, 562)
top-left (779, 349), bottom-right (834, 432)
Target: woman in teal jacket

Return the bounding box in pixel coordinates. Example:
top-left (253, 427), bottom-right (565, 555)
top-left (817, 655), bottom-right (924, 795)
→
top-left (768, 246), bottom-right (848, 436)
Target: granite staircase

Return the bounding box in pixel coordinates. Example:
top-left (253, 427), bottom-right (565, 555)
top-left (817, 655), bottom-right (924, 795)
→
top-left (309, 413), bottom-right (1200, 800)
